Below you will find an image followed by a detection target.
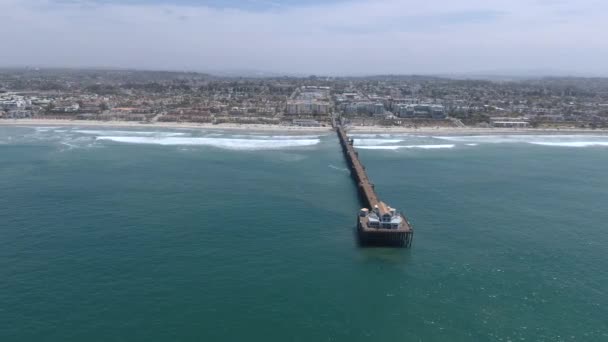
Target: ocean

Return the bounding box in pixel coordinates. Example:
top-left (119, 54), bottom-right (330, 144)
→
top-left (1, 126), bottom-right (607, 341)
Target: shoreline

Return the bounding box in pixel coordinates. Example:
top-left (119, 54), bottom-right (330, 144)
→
top-left (347, 125), bottom-right (608, 135)
top-left (0, 119), bottom-right (332, 133)
top-left (2, 118), bottom-right (608, 136)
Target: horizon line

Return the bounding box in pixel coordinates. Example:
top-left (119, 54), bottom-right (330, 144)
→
top-left (0, 65), bottom-right (606, 80)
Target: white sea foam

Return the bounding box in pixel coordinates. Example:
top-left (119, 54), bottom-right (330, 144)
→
top-left (349, 134), bottom-right (381, 138)
top-left (434, 134), bottom-right (608, 147)
top-left (357, 144), bottom-right (455, 150)
top-left (434, 135), bottom-right (528, 143)
top-left (96, 136), bottom-right (320, 150)
top-left (328, 164), bottom-right (349, 172)
top-left (60, 141), bottom-right (79, 150)
top-left (34, 126), bottom-right (61, 132)
top-left (75, 130), bottom-right (188, 137)
top-left (413, 144), bottom-right (455, 149)
top-left (529, 142), bottom-right (608, 147)
top-left (231, 134), bottom-right (321, 140)
top-left (356, 146), bottom-right (402, 150)
top-left (354, 139), bottom-right (404, 146)
top-left (466, 143), bottom-right (479, 146)
top-left (350, 133), bottom-right (404, 139)
top-left (58, 136), bottom-right (97, 151)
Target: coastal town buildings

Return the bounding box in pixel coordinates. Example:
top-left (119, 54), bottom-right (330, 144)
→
top-left (1, 69), bottom-right (607, 129)
top-left (286, 86), bottom-right (331, 116)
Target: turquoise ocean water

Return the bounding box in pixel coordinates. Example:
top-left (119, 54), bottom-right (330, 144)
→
top-left (1, 126), bottom-right (607, 341)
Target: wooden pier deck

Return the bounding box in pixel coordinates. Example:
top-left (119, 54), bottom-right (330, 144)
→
top-left (337, 126), bottom-right (414, 247)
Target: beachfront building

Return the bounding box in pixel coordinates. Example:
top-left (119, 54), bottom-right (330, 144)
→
top-left (490, 117), bottom-right (529, 128)
top-left (0, 96), bottom-right (29, 111)
top-left (339, 101), bottom-right (376, 115)
top-left (365, 202), bottom-right (403, 230)
top-left (292, 119), bottom-right (321, 127)
top-left (395, 104), bottom-right (445, 119)
top-left (286, 100), bottom-right (330, 115)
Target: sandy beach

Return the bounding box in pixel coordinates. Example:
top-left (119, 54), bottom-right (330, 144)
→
top-left (347, 125), bottom-right (608, 135)
top-left (2, 118), bottom-right (608, 136)
top-left (0, 119), bottom-right (332, 133)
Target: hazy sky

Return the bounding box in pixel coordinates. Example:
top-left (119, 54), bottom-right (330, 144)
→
top-left (2, 0), bottom-right (607, 75)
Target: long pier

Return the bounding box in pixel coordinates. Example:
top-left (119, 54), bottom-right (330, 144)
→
top-left (336, 126), bottom-right (379, 208)
top-left (337, 126), bottom-right (414, 247)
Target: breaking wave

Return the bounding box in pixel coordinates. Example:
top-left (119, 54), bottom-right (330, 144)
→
top-left (96, 136), bottom-right (320, 150)
top-left (75, 130), bottom-right (188, 137)
top-left (34, 127), bottom-right (61, 132)
top-left (349, 133), bottom-right (395, 138)
top-left (357, 144), bottom-right (455, 150)
top-left (529, 142), bottom-right (608, 147)
top-left (231, 134), bottom-right (321, 139)
top-left (58, 136), bottom-right (98, 151)
top-left (354, 139), bottom-right (404, 146)
top-left (356, 146), bottom-right (402, 150)
top-left (434, 134), bottom-right (608, 147)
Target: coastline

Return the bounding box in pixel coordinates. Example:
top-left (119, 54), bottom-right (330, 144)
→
top-left (0, 119), bottom-right (332, 133)
top-left (347, 125), bottom-right (608, 135)
top-left (2, 118), bottom-right (608, 136)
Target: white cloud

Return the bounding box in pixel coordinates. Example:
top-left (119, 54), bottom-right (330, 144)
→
top-left (2, 0), bottom-right (608, 75)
